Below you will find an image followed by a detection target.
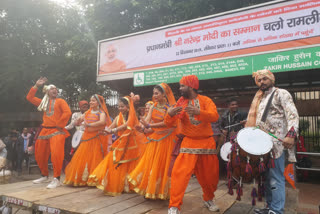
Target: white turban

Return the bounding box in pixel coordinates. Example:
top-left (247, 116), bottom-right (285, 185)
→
top-left (37, 84), bottom-right (56, 112)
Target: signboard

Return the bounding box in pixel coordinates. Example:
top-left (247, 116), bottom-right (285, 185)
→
top-left (133, 46), bottom-right (320, 86)
top-left (3, 196), bottom-right (33, 208)
top-left (97, 0), bottom-right (320, 82)
top-left (37, 205), bottom-right (61, 214)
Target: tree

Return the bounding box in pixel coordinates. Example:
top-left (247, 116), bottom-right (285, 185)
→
top-left (0, 0), bottom-right (110, 112)
top-left (0, 0), bottom-right (273, 113)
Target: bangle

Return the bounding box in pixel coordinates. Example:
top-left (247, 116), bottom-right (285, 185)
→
top-left (146, 124), bottom-right (150, 129)
top-left (33, 85), bottom-right (38, 89)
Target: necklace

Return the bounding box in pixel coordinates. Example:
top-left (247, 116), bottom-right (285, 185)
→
top-left (91, 108), bottom-right (99, 113)
top-left (157, 102), bottom-right (167, 108)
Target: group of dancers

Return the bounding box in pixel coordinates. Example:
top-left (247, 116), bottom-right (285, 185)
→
top-left (26, 75), bottom-right (220, 214)
top-left (26, 70), bottom-right (298, 214)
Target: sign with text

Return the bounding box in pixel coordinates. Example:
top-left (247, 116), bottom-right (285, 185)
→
top-left (133, 46), bottom-right (320, 86)
top-left (97, 0), bottom-right (320, 82)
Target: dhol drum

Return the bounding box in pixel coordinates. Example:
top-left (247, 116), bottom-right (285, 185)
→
top-left (71, 130), bottom-right (84, 149)
top-left (220, 142), bottom-right (232, 162)
top-left (230, 127), bottom-right (273, 183)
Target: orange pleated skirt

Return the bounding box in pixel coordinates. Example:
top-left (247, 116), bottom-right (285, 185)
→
top-left (63, 132), bottom-right (109, 186)
top-left (128, 129), bottom-right (176, 200)
top-left (87, 132), bottom-right (142, 196)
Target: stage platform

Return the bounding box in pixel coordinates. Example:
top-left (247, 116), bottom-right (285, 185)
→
top-left (0, 177), bottom-right (298, 214)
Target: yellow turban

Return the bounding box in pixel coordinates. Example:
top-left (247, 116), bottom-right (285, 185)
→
top-left (252, 69), bottom-right (275, 85)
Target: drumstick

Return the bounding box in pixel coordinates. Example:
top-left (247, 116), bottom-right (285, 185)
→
top-left (256, 126), bottom-right (284, 143)
top-left (224, 120), bottom-right (247, 129)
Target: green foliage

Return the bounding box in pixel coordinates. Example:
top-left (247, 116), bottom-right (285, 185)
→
top-left (0, 0), bottom-right (273, 113)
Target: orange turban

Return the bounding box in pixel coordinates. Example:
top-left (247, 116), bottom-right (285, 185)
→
top-left (252, 69), bottom-right (275, 85)
top-left (145, 101), bottom-right (154, 106)
top-left (179, 75), bottom-right (199, 90)
top-left (78, 100), bottom-right (88, 108)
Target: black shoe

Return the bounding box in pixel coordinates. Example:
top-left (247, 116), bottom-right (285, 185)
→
top-left (254, 208), bottom-right (277, 214)
top-left (254, 208), bottom-right (269, 214)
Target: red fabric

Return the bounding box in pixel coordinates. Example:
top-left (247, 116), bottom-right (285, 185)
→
top-left (297, 136), bottom-right (307, 159)
top-left (78, 100), bottom-right (88, 108)
top-left (179, 75), bottom-right (199, 90)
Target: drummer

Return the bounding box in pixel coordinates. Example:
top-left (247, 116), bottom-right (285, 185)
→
top-left (221, 97), bottom-right (247, 142)
top-left (65, 100), bottom-right (89, 132)
top-left (64, 101), bottom-right (89, 162)
top-left (246, 69), bottom-right (299, 214)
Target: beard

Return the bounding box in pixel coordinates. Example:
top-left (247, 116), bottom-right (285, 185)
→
top-left (259, 84), bottom-right (272, 92)
top-left (181, 90), bottom-right (190, 98)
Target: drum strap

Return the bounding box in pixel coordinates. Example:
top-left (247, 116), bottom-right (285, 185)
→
top-left (261, 89), bottom-right (276, 123)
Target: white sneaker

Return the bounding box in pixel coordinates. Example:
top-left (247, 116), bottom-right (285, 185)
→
top-left (204, 200), bottom-right (219, 212)
top-left (46, 178), bottom-right (61, 189)
top-left (168, 207), bottom-right (180, 214)
top-left (33, 176), bottom-right (49, 184)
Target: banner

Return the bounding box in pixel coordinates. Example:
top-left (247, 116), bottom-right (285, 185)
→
top-left (97, 0), bottom-right (320, 82)
top-left (133, 46), bottom-right (320, 86)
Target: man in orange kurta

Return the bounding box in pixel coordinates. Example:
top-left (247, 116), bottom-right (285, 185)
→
top-left (26, 77), bottom-right (71, 189)
top-left (165, 75), bottom-right (220, 214)
top-left (99, 44), bottom-right (126, 74)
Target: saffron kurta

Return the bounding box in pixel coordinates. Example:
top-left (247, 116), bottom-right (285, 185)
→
top-left (99, 59), bottom-right (126, 74)
top-left (26, 87), bottom-right (71, 178)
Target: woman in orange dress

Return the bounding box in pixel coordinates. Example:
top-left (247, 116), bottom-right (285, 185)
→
top-left (64, 95), bottom-right (111, 186)
top-left (128, 83), bottom-right (177, 200)
top-left (87, 96), bottom-right (143, 196)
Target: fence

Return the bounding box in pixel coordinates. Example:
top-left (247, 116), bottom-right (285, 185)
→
top-left (294, 91), bottom-right (320, 152)
top-left (294, 91), bottom-right (320, 175)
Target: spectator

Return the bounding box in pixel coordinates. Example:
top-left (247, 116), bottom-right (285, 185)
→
top-left (221, 98), bottom-right (247, 141)
top-left (4, 131), bottom-right (24, 175)
top-left (0, 139), bottom-right (7, 169)
top-left (21, 128), bottom-right (32, 168)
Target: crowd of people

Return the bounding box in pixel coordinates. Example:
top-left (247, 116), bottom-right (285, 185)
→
top-left (0, 70), bottom-right (300, 214)
top-left (0, 128), bottom-right (37, 175)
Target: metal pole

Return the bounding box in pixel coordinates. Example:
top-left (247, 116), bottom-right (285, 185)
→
top-left (296, 152), bottom-right (320, 156)
top-left (296, 166), bottom-right (320, 171)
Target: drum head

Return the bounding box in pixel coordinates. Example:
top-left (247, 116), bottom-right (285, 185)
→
top-left (220, 142), bottom-right (232, 161)
top-left (72, 130), bottom-right (83, 148)
top-left (236, 127), bottom-right (273, 155)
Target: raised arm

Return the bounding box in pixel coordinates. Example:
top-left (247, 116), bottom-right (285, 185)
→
top-left (26, 77), bottom-right (48, 107)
